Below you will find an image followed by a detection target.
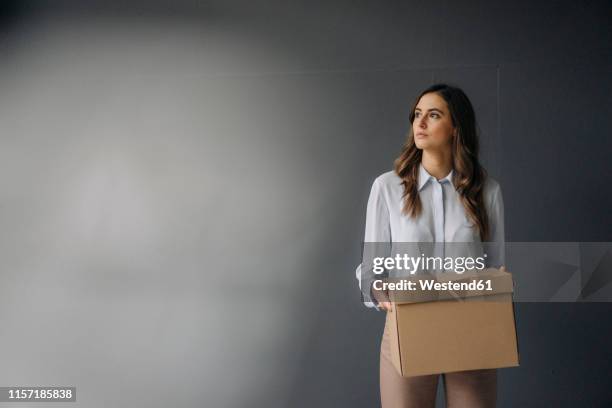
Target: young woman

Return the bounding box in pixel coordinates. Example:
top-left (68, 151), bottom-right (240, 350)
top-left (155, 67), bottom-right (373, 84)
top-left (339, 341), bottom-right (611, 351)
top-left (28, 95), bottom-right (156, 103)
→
top-left (356, 83), bottom-right (504, 407)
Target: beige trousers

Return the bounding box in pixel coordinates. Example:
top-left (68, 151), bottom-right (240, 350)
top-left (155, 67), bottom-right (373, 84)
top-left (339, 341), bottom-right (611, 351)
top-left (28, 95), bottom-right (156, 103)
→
top-left (380, 316), bottom-right (497, 408)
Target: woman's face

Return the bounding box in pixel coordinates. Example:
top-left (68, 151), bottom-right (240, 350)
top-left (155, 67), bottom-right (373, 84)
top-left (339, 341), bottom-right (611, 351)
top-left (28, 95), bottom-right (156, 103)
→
top-left (412, 92), bottom-right (456, 151)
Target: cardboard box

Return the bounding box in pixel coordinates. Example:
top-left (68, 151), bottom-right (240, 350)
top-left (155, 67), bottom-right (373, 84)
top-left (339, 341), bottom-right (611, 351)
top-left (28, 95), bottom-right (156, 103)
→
top-left (386, 268), bottom-right (519, 377)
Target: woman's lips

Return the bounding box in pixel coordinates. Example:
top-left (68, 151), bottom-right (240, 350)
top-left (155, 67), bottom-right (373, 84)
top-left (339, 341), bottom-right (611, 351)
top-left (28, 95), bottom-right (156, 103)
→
top-left (415, 133), bottom-right (428, 138)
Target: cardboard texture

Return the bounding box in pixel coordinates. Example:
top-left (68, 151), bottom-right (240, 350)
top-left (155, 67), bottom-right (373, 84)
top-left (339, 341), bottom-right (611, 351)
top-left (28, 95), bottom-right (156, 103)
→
top-left (386, 268), bottom-right (520, 377)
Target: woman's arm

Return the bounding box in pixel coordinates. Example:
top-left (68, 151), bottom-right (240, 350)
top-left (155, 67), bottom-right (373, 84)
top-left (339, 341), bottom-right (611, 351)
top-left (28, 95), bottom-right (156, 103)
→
top-left (486, 182), bottom-right (505, 268)
top-left (356, 176), bottom-right (392, 311)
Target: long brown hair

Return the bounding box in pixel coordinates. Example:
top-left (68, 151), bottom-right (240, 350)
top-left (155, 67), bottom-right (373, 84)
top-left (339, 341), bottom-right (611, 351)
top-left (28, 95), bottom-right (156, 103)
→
top-left (393, 83), bottom-right (490, 240)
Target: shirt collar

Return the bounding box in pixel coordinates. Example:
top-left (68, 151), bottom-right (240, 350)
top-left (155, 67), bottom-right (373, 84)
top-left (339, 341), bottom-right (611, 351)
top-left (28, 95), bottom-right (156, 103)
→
top-left (417, 163), bottom-right (454, 191)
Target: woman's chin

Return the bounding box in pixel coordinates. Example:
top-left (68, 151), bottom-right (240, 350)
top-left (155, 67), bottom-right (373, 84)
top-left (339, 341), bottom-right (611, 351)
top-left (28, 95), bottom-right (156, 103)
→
top-left (414, 141), bottom-right (428, 150)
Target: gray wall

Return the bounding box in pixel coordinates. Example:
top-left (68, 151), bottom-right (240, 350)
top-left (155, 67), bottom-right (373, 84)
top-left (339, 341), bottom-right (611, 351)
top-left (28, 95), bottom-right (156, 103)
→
top-left (0, 1), bottom-right (610, 407)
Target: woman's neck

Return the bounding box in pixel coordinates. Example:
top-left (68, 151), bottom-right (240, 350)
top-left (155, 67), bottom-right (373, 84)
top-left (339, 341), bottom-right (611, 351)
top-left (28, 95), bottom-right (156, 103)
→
top-left (421, 150), bottom-right (452, 180)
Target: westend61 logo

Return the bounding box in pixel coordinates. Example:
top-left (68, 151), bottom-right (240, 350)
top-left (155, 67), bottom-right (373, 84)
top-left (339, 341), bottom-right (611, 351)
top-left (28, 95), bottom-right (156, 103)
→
top-left (372, 253), bottom-right (488, 275)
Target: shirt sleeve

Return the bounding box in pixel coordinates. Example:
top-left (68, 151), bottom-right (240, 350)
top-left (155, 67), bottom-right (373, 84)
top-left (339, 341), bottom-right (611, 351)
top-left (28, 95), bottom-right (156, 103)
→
top-left (486, 183), bottom-right (505, 268)
top-left (356, 177), bottom-right (392, 310)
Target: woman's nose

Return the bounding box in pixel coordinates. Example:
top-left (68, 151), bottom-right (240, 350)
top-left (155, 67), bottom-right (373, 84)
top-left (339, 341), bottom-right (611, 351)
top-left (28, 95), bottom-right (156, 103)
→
top-left (418, 116), bottom-right (427, 128)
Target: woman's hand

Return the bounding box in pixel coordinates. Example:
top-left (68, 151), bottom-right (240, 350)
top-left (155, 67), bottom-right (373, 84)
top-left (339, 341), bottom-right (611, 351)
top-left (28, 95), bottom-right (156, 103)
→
top-left (378, 300), bottom-right (393, 312)
top-left (372, 283), bottom-right (393, 312)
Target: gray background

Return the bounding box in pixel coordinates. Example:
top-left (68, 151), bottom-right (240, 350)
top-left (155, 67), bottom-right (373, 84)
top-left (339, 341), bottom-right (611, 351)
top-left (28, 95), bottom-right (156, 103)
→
top-left (0, 1), bottom-right (610, 407)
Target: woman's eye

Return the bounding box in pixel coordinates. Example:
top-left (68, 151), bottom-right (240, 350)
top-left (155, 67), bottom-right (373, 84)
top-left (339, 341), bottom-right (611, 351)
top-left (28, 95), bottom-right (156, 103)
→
top-left (430, 113), bottom-right (439, 118)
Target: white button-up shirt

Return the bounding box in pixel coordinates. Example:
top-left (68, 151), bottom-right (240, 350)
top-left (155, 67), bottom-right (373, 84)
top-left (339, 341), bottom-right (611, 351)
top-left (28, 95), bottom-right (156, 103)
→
top-left (356, 164), bottom-right (505, 309)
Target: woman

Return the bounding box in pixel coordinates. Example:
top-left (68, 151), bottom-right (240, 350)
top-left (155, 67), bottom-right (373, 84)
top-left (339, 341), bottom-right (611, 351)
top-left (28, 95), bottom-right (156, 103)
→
top-left (356, 83), bottom-right (504, 407)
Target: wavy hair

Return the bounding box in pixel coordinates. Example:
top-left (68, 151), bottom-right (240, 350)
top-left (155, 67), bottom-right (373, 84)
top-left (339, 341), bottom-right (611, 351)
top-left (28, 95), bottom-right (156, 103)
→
top-left (393, 83), bottom-right (490, 240)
